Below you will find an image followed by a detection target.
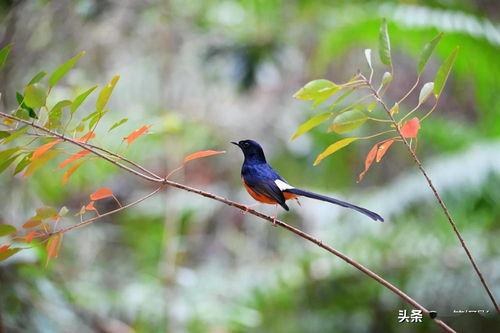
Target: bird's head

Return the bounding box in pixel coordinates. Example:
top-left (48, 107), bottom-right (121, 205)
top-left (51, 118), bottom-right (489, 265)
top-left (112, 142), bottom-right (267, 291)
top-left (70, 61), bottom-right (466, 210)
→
top-left (231, 139), bottom-right (266, 162)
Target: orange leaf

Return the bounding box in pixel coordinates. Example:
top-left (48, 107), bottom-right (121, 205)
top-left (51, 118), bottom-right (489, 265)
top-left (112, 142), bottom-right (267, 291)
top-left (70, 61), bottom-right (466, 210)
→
top-left (75, 131), bottom-right (95, 142)
top-left (58, 150), bottom-right (90, 168)
top-left (25, 229), bottom-right (37, 243)
top-left (85, 201), bottom-right (96, 211)
top-left (45, 234), bottom-right (62, 267)
top-left (31, 139), bottom-right (61, 161)
top-left (62, 160), bottom-right (85, 185)
top-left (0, 245), bottom-right (10, 253)
top-left (123, 125), bottom-right (151, 145)
top-left (376, 139), bottom-right (395, 163)
top-left (358, 143), bottom-right (379, 182)
top-left (400, 117), bottom-right (420, 138)
top-left (90, 187), bottom-right (113, 200)
top-left (183, 150), bottom-right (226, 163)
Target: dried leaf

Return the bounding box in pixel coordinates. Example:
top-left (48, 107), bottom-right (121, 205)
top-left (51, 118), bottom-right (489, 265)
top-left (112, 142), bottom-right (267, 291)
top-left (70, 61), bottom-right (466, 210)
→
top-left (62, 160), bottom-right (85, 185)
top-left (45, 234), bottom-right (62, 266)
top-left (31, 139), bottom-right (61, 161)
top-left (22, 151), bottom-right (60, 178)
top-left (376, 139), bottom-right (395, 162)
top-left (85, 201), bottom-right (96, 211)
top-left (75, 131), bottom-right (95, 142)
top-left (184, 150), bottom-right (226, 163)
top-left (124, 125), bottom-right (151, 145)
top-left (90, 187), bottom-right (113, 200)
top-left (23, 218), bottom-right (42, 229)
top-left (25, 229), bottom-right (37, 243)
top-left (358, 143), bottom-right (379, 182)
top-left (400, 118), bottom-right (421, 138)
top-left (58, 150), bottom-right (90, 168)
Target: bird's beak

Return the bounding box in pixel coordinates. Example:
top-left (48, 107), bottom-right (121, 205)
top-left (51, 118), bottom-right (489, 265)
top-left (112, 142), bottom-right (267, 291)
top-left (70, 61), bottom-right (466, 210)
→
top-left (231, 141), bottom-right (239, 146)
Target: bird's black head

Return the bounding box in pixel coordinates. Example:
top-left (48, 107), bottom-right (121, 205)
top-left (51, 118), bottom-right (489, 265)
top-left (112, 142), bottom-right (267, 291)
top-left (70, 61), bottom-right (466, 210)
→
top-left (231, 139), bottom-right (267, 163)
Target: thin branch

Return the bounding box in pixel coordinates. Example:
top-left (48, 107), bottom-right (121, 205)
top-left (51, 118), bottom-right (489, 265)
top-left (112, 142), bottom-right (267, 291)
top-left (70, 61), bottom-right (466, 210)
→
top-left (361, 77), bottom-right (499, 313)
top-left (0, 111), bottom-right (457, 331)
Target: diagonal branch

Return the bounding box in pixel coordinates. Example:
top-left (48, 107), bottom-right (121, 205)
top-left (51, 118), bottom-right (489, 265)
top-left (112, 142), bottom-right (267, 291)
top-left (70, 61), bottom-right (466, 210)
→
top-left (0, 111), bottom-right (456, 332)
top-left (361, 77), bottom-right (499, 313)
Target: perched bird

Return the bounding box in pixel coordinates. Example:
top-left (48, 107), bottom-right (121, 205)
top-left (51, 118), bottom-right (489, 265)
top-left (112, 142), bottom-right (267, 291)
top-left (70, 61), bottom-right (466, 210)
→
top-left (232, 139), bottom-right (384, 222)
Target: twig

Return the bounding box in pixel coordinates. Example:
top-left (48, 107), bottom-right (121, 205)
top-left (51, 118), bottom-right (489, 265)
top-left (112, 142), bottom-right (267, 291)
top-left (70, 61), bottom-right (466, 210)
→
top-left (0, 111), bottom-right (457, 331)
top-left (361, 77), bottom-right (499, 313)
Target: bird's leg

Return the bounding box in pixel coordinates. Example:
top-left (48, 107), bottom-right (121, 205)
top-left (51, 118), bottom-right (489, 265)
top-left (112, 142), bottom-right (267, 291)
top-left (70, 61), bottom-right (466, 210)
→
top-left (271, 205), bottom-right (278, 227)
top-left (241, 202), bottom-right (261, 215)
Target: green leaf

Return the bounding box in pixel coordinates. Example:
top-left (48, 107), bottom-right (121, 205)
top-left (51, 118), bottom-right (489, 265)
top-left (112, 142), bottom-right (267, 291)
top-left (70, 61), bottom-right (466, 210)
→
top-left (49, 51), bottom-right (85, 87)
top-left (24, 83), bottom-right (48, 108)
top-left (293, 79), bottom-right (338, 102)
top-left (314, 137), bottom-right (360, 166)
top-left (417, 32), bottom-right (444, 76)
top-left (13, 153), bottom-right (32, 175)
top-left (390, 102), bottom-right (399, 115)
top-left (88, 110), bottom-right (109, 129)
top-left (71, 85), bottom-right (98, 115)
top-left (367, 102), bottom-right (377, 112)
top-left (0, 131), bottom-right (10, 140)
top-left (0, 146), bottom-right (20, 160)
top-left (0, 224), bottom-right (16, 237)
top-left (418, 82), bottom-right (434, 105)
top-left (0, 44), bottom-right (13, 69)
top-left (96, 75), bottom-right (120, 112)
top-left (36, 206), bottom-right (58, 219)
top-left (378, 19), bottom-right (392, 66)
top-left (22, 151), bottom-right (60, 177)
top-left (28, 71), bottom-right (47, 85)
top-left (2, 127), bottom-right (28, 144)
top-left (330, 88), bottom-right (354, 110)
top-left (16, 92), bottom-right (36, 118)
top-left (434, 46), bottom-right (459, 97)
top-left (0, 153), bottom-right (21, 174)
top-left (108, 118), bottom-right (128, 132)
top-left (329, 110), bottom-right (367, 134)
top-left (381, 72), bottom-right (392, 84)
top-left (0, 248), bottom-right (22, 262)
top-left (47, 100), bottom-right (72, 129)
top-left (290, 112), bottom-right (332, 140)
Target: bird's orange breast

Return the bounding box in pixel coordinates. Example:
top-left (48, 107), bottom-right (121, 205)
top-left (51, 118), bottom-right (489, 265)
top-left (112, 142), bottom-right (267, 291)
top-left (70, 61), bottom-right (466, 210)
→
top-left (242, 178), bottom-right (297, 204)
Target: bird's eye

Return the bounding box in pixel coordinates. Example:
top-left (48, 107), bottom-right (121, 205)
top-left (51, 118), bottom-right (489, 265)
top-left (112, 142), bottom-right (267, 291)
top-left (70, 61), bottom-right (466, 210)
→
top-left (243, 142), bottom-right (249, 147)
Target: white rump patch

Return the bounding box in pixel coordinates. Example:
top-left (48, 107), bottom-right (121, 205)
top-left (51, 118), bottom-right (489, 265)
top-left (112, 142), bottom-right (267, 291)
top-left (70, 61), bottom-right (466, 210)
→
top-left (275, 179), bottom-right (294, 191)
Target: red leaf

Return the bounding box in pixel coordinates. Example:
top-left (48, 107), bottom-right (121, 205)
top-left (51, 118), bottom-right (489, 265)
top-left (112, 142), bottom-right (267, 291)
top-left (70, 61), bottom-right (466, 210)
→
top-left (62, 160), bottom-right (85, 185)
top-left (376, 139), bottom-right (395, 163)
top-left (358, 143), bottom-right (379, 182)
top-left (85, 201), bottom-right (96, 211)
top-left (124, 125), bottom-right (151, 145)
top-left (90, 187), bottom-right (113, 200)
top-left (31, 139), bottom-right (61, 161)
top-left (25, 230), bottom-right (37, 243)
top-left (45, 234), bottom-right (62, 267)
top-left (0, 245), bottom-right (10, 253)
top-left (75, 131), bottom-right (95, 142)
top-left (58, 150), bottom-right (90, 168)
top-left (400, 117), bottom-right (420, 138)
top-left (183, 150), bottom-right (226, 163)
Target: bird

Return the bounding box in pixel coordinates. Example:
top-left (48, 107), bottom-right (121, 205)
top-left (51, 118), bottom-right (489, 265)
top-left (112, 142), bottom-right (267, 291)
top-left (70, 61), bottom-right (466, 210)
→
top-left (232, 139), bottom-right (384, 223)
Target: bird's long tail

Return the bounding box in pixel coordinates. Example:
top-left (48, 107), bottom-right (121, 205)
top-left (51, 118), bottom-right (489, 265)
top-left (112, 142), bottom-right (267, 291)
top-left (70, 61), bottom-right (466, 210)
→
top-left (284, 188), bottom-right (384, 222)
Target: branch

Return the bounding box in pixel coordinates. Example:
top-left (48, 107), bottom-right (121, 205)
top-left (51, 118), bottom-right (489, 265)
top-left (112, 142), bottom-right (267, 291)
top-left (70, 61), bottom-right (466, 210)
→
top-left (0, 111), bottom-right (456, 331)
top-left (361, 77), bottom-right (499, 313)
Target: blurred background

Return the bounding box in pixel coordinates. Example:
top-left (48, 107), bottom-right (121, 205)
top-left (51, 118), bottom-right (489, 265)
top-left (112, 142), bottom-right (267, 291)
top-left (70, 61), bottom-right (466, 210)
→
top-left (0, 0), bottom-right (499, 332)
